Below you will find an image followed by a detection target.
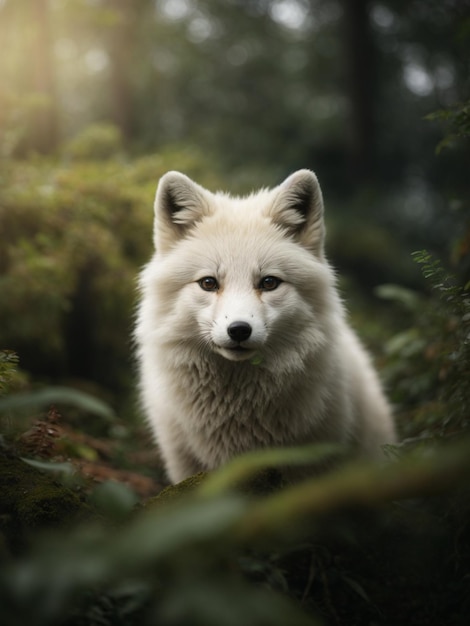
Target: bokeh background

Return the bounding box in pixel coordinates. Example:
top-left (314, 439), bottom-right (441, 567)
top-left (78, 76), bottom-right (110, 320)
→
top-left (0, 0), bottom-right (468, 411)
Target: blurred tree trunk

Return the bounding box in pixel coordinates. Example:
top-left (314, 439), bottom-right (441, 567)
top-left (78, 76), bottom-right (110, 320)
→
top-left (341, 0), bottom-right (377, 182)
top-left (28, 0), bottom-right (59, 153)
top-left (106, 0), bottom-right (136, 144)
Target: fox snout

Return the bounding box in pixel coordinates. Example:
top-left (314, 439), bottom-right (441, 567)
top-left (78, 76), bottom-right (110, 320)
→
top-left (227, 321), bottom-right (252, 343)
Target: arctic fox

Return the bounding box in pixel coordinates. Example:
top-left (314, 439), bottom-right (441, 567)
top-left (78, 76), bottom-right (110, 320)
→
top-left (135, 170), bottom-right (396, 483)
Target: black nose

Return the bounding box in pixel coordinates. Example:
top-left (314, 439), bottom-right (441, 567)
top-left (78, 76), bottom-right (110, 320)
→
top-left (227, 321), bottom-right (252, 343)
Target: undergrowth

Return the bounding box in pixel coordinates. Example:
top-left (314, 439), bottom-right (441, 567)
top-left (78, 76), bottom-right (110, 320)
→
top-left (1, 103), bottom-right (469, 626)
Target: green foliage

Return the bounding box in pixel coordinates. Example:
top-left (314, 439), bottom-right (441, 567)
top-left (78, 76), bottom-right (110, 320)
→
top-left (413, 251), bottom-right (470, 432)
top-left (0, 455), bottom-right (88, 534)
top-left (1, 440), bottom-right (470, 626)
top-left (63, 123), bottom-right (124, 161)
top-left (0, 350), bottom-right (20, 396)
top-left (1, 0), bottom-right (467, 200)
top-left (0, 143), bottom-right (217, 397)
top-left (375, 96), bottom-right (470, 440)
top-left (0, 386), bottom-right (115, 420)
top-left (199, 443), bottom-right (343, 497)
top-left (378, 250), bottom-right (470, 439)
top-left (425, 100), bottom-right (470, 153)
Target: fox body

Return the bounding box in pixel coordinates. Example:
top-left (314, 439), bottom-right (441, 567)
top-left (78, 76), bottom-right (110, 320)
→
top-left (135, 170), bottom-right (396, 483)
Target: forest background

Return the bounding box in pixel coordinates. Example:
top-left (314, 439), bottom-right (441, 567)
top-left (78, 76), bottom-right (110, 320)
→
top-left (1, 0), bottom-right (468, 401)
top-left (0, 2), bottom-right (469, 625)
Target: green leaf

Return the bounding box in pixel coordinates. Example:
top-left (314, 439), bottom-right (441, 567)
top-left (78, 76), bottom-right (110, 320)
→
top-left (0, 386), bottom-right (114, 419)
top-left (199, 444), bottom-right (343, 497)
top-left (89, 481), bottom-right (139, 520)
top-left (384, 328), bottom-right (426, 357)
top-left (233, 439), bottom-right (470, 543)
top-left (342, 575), bottom-right (373, 604)
top-left (21, 457), bottom-right (76, 477)
top-left (160, 580), bottom-right (318, 626)
top-left (20, 457), bottom-right (80, 488)
top-left (117, 496), bottom-right (248, 565)
top-left (375, 284), bottom-right (421, 311)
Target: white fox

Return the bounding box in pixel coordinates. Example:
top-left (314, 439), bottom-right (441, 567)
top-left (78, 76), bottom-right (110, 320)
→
top-left (135, 170), bottom-right (396, 483)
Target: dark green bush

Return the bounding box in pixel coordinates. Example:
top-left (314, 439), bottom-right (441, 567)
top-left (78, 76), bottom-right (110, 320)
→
top-left (63, 123), bottom-right (124, 161)
top-left (377, 101), bottom-right (470, 442)
top-left (0, 138), bottom-right (218, 399)
top-left (0, 350), bottom-right (22, 396)
top-left (378, 252), bottom-right (470, 440)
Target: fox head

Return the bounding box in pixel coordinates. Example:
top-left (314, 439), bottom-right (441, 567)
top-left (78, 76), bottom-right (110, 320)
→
top-left (146, 170), bottom-right (336, 366)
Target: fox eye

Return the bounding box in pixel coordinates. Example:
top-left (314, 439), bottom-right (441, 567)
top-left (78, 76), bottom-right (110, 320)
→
top-left (259, 276), bottom-right (282, 291)
top-left (198, 276), bottom-right (219, 291)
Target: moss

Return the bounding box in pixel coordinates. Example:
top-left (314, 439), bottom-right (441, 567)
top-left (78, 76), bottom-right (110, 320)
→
top-left (145, 468), bottom-right (284, 510)
top-left (146, 472), bottom-right (208, 506)
top-left (0, 453), bottom-right (91, 545)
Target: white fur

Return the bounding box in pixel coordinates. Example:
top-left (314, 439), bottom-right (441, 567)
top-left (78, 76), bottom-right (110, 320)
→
top-left (135, 170), bottom-right (396, 483)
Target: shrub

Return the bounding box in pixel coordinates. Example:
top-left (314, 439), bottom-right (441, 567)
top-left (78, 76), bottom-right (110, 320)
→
top-left (0, 140), bottom-right (218, 399)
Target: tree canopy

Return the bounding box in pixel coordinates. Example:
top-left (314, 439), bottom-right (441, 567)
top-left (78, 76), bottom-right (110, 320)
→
top-left (1, 0), bottom-right (468, 184)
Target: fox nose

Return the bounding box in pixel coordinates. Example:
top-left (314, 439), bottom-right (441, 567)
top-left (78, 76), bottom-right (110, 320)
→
top-left (227, 321), bottom-right (252, 343)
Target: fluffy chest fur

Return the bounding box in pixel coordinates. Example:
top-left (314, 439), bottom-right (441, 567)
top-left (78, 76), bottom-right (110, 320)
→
top-left (153, 331), bottom-right (351, 471)
top-left (176, 360), bottom-right (290, 462)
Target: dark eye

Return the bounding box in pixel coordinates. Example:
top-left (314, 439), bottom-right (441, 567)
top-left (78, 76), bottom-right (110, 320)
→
top-left (198, 276), bottom-right (219, 291)
top-left (259, 276), bottom-right (282, 291)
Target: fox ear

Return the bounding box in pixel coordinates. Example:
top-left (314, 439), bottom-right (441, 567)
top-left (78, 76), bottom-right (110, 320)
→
top-left (269, 169), bottom-right (325, 257)
top-left (154, 171), bottom-right (211, 252)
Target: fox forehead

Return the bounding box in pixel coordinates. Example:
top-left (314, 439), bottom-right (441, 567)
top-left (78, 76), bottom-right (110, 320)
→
top-left (178, 209), bottom-right (289, 259)
top-left (207, 188), bottom-right (274, 216)
top-left (157, 220), bottom-right (318, 290)
top-left (191, 209), bottom-right (282, 245)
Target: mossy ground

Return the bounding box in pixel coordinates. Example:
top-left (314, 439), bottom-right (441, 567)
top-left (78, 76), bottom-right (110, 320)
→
top-left (0, 454), bottom-right (90, 547)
